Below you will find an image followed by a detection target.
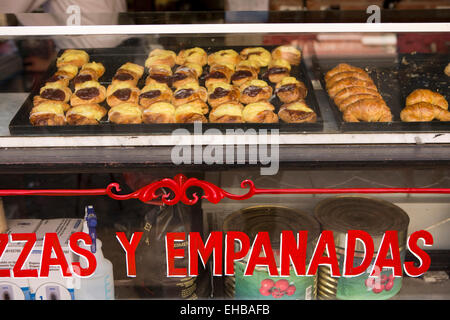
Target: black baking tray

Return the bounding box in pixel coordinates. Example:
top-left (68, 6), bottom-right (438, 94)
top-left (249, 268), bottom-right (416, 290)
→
top-left (9, 46), bottom-right (323, 136)
top-left (312, 53), bottom-right (450, 132)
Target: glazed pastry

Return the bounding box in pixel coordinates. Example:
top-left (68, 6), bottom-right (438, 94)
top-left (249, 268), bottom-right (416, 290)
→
top-left (44, 74), bottom-right (70, 87)
top-left (342, 98), bottom-right (392, 122)
top-left (145, 49), bottom-right (176, 68)
top-left (139, 83), bottom-right (173, 109)
top-left (325, 71), bottom-right (373, 90)
top-left (205, 64), bottom-right (234, 89)
top-left (239, 80), bottom-right (273, 104)
top-left (29, 101), bottom-right (66, 126)
top-left (338, 93), bottom-right (384, 112)
top-left (242, 101), bottom-right (278, 123)
top-left (108, 103), bottom-right (142, 124)
top-left (66, 104), bottom-right (107, 125)
top-left (38, 82), bottom-right (72, 104)
top-left (172, 82), bottom-right (207, 107)
top-left (172, 64), bottom-right (201, 88)
top-left (240, 47), bottom-right (271, 68)
top-left (56, 49), bottom-right (89, 68)
top-left (278, 101), bottom-right (316, 123)
top-left (401, 102), bottom-right (450, 122)
top-left (142, 102), bottom-right (176, 124)
top-left (325, 63), bottom-right (367, 82)
top-left (275, 77), bottom-right (307, 104)
top-left (145, 64), bottom-right (173, 86)
top-left (405, 89), bottom-right (448, 110)
top-left (176, 47), bottom-right (207, 66)
top-left (54, 64), bottom-right (79, 80)
top-left (106, 82), bottom-right (140, 107)
top-left (174, 102), bottom-right (207, 123)
top-left (209, 102), bottom-right (244, 123)
top-left (328, 77), bottom-right (377, 98)
top-left (231, 60), bottom-right (259, 86)
top-left (112, 62), bottom-right (144, 86)
top-left (271, 45), bottom-right (301, 66)
top-left (207, 82), bottom-right (240, 108)
top-left (70, 81), bottom-right (106, 106)
top-left (207, 49), bottom-right (241, 67)
top-left (265, 59), bottom-right (291, 83)
top-left (180, 98), bottom-right (209, 115)
top-left (73, 62), bottom-right (105, 87)
top-left (333, 86), bottom-right (382, 108)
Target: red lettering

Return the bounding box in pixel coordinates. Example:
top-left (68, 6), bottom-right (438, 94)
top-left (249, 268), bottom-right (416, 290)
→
top-left (189, 231), bottom-right (223, 276)
top-left (371, 231), bottom-right (402, 277)
top-left (165, 232), bottom-right (186, 277)
top-left (307, 230), bottom-right (340, 277)
top-left (116, 232), bottom-right (142, 278)
top-left (69, 232), bottom-right (97, 277)
top-left (280, 231), bottom-right (307, 276)
top-left (344, 230), bottom-right (374, 277)
top-left (404, 230), bottom-right (433, 277)
top-left (40, 233), bottom-right (71, 277)
top-left (11, 233), bottom-right (38, 278)
top-left (244, 232), bottom-right (278, 276)
top-left (225, 231), bottom-right (250, 276)
top-left (0, 234), bottom-right (10, 277)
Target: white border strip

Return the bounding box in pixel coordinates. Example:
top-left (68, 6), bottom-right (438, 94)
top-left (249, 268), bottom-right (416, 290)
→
top-left (0, 133), bottom-right (449, 148)
top-left (0, 23), bottom-right (448, 36)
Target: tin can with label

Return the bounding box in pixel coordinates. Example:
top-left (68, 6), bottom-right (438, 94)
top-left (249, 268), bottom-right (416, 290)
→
top-left (314, 196), bottom-right (410, 300)
top-left (223, 205), bottom-right (320, 300)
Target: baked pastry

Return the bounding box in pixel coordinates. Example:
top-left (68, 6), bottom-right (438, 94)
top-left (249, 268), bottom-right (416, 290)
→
top-left (108, 103), bottom-right (142, 124)
top-left (445, 63), bottom-right (450, 77)
top-left (342, 98), bottom-right (392, 122)
top-left (142, 102), bottom-right (176, 124)
top-left (240, 47), bottom-right (271, 68)
top-left (271, 45), bottom-right (301, 66)
top-left (207, 49), bottom-right (240, 67)
top-left (333, 86), bottom-right (382, 108)
top-left (174, 102), bottom-right (207, 123)
top-left (231, 60), bottom-right (259, 86)
top-left (66, 104), bottom-right (107, 125)
top-left (278, 101), bottom-right (316, 123)
top-left (112, 62), bottom-right (144, 86)
top-left (172, 64), bottom-right (201, 88)
top-left (54, 64), bottom-right (79, 80)
top-left (207, 82), bottom-right (240, 108)
top-left (328, 77), bottom-right (377, 98)
top-left (70, 81), bottom-right (106, 106)
top-left (266, 59), bottom-right (291, 83)
top-left (325, 71), bottom-right (372, 90)
top-left (38, 82), bottom-right (72, 104)
top-left (139, 83), bottom-right (173, 109)
top-left (205, 64), bottom-right (234, 89)
top-left (145, 49), bottom-right (177, 68)
top-left (145, 64), bottom-right (173, 86)
top-left (73, 62), bottom-right (105, 88)
top-left (239, 80), bottom-right (273, 104)
top-left (325, 63), bottom-right (367, 82)
top-left (337, 93), bottom-right (384, 112)
top-left (44, 74), bottom-right (70, 87)
top-left (56, 49), bottom-right (89, 68)
top-left (172, 82), bottom-right (207, 107)
top-left (275, 77), bottom-right (307, 103)
top-left (401, 102), bottom-right (450, 122)
top-left (405, 89), bottom-right (448, 110)
top-left (106, 82), bottom-right (140, 107)
top-left (29, 101), bottom-right (66, 126)
top-left (242, 101), bottom-right (278, 123)
top-left (209, 102), bottom-right (244, 123)
top-left (176, 47), bottom-right (207, 66)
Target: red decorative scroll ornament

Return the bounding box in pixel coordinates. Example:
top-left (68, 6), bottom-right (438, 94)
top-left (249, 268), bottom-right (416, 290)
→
top-left (0, 174), bottom-right (449, 205)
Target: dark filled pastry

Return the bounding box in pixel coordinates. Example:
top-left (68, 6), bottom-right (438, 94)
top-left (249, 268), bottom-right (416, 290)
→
top-left (29, 101), bottom-right (67, 126)
top-left (207, 49), bottom-right (240, 67)
top-left (207, 82), bottom-right (240, 108)
top-left (176, 47), bottom-right (207, 66)
top-left (108, 102), bottom-right (142, 124)
top-left (142, 102), bottom-right (176, 124)
top-left (242, 101), bottom-right (278, 123)
top-left (112, 62), bottom-right (144, 86)
top-left (73, 62), bottom-right (105, 88)
top-left (275, 77), bottom-right (307, 103)
top-left (271, 45), bottom-right (301, 66)
top-left (209, 102), bottom-right (244, 123)
top-left (240, 47), bottom-right (271, 68)
top-left (239, 80), bottom-right (273, 104)
top-left (66, 103), bottom-right (107, 125)
top-left (145, 48), bottom-right (177, 68)
top-left (106, 82), bottom-right (140, 107)
top-left (172, 82), bottom-right (207, 107)
top-left (35, 82), bottom-right (72, 105)
top-left (139, 83), bottom-right (173, 109)
top-left (205, 64), bottom-right (234, 89)
top-left (401, 89), bottom-right (449, 122)
top-left (145, 64), bottom-right (173, 86)
top-left (278, 101), bottom-right (316, 123)
top-left (172, 63), bottom-right (202, 89)
top-left (70, 80), bottom-right (106, 106)
top-left (174, 102), bottom-right (207, 123)
top-left (266, 59), bottom-right (291, 83)
top-left (53, 64), bottom-right (79, 81)
top-left (231, 60), bottom-right (259, 86)
top-left (56, 49), bottom-right (89, 68)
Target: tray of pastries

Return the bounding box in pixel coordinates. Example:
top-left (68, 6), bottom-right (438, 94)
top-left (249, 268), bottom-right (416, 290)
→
top-left (9, 45), bottom-right (323, 135)
top-left (312, 53), bottom-right (449, 132)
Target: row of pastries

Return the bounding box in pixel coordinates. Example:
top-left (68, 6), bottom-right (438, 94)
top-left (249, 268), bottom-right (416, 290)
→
top-left (30, 45), bottom-right (318, 126)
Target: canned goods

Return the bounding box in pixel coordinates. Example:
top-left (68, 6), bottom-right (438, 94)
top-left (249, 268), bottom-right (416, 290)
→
top-left (314, 196), bottom-right (410, 300)
top-left (223, 205), bottom-right (320, 300)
